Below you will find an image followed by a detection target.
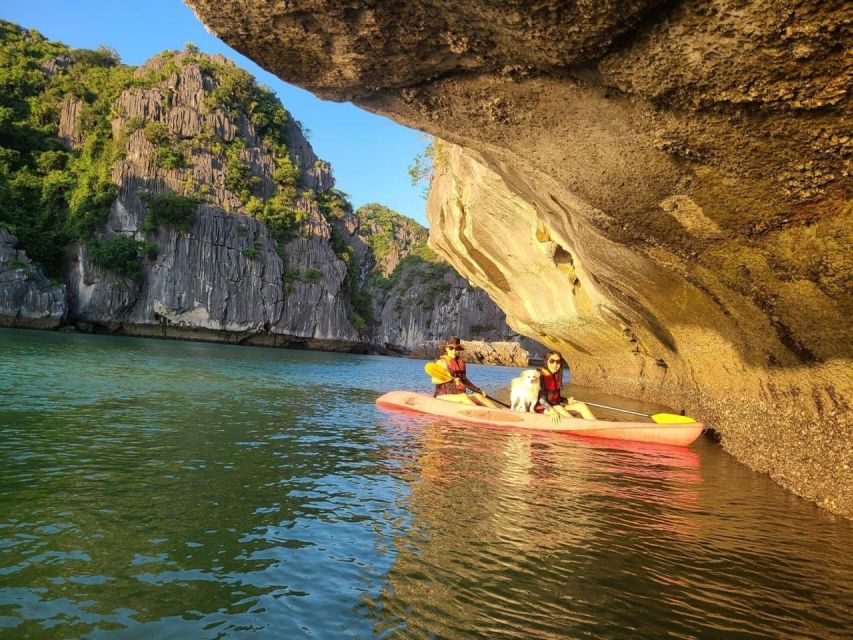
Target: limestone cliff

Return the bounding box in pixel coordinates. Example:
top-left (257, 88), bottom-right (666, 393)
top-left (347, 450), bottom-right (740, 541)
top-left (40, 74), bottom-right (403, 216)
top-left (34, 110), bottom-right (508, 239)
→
top-left (329, 201), bottom-right (535, 354)
top-left (0, 26), bottom-right (533, 363)
top-left (0, 229), bottom-right (66, 329)
top-left (186, 0), bottom-right (852, 516)
top-left (62, 51), bottom-right (358, 349)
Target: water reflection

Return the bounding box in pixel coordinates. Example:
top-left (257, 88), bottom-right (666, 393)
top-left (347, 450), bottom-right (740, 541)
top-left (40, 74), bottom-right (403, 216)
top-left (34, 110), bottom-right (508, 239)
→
top-left (369, 417), bottom-right (852, 639)
top-left (1, 330), bottom-right (851, 639)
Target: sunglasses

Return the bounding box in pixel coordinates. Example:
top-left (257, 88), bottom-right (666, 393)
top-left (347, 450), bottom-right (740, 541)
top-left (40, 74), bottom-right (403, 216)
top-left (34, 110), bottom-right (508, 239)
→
top-left (547, 358), bottom-right (561, 364)
top-left (446, 347), bottom-right (457, 351)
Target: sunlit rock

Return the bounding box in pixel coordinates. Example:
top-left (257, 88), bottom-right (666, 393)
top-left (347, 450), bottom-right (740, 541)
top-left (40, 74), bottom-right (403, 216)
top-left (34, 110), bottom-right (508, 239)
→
top-left (187, 0), bottom-right (853, 516)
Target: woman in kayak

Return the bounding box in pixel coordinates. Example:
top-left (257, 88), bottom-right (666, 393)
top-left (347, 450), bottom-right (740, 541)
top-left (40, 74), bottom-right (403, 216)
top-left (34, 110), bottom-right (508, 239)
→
top-left (434, 337), bottom-right (500, 408)
top-left (535, 351), bottom-right (597, 420)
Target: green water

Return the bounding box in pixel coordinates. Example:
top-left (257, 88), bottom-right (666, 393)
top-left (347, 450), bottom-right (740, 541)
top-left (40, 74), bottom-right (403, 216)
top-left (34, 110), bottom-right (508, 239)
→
top-left (1, 329), bottom-right (851, 639)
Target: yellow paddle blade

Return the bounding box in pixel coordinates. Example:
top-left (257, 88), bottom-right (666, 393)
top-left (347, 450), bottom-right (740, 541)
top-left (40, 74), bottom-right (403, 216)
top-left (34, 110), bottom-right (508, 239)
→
top-left (424, 362), bottom-right (452, 383)
top-left (651, 413), bottom-right (698, 424)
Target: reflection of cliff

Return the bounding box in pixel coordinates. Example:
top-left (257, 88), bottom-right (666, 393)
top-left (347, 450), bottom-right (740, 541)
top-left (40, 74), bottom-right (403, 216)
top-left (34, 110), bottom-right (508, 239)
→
top-left (186, 1), bottom-right (852, 517)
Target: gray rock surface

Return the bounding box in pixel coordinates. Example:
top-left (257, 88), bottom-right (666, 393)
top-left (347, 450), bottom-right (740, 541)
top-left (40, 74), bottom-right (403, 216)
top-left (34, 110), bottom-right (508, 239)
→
top-left (0, 229), bottom-right (67, 329)
top-left (62, 53), bottom-right (358, 349)
top-left (371, 259), bottom-right (527, 354)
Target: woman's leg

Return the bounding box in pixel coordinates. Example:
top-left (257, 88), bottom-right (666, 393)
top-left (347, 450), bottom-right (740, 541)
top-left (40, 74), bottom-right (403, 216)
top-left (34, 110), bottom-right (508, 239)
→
top-left (470, 392), bottom-right (500, 409)
top-left (436, 393), bottom-right (477, 405)
top-left (565, 399), bottom-right (596, 420)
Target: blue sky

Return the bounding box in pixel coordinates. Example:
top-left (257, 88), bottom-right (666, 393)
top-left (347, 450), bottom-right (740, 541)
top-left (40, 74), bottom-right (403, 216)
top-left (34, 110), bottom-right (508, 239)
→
top-left (2, 0), bottom-right (430, 226)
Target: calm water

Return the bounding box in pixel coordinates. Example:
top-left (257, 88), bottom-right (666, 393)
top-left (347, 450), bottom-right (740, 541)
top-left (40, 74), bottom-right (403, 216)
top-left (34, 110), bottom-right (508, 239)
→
top-left (1, 329), bottom-right (851, 639)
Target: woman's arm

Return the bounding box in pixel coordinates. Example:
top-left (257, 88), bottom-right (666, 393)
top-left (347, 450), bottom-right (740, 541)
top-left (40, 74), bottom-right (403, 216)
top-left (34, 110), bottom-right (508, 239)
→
top-left (537, 387), bottom-right (552, 409)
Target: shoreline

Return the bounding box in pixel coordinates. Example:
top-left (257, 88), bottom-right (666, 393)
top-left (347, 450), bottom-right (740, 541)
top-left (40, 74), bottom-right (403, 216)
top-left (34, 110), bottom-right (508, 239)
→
top-left (0, 323), bottom-right (531, 366)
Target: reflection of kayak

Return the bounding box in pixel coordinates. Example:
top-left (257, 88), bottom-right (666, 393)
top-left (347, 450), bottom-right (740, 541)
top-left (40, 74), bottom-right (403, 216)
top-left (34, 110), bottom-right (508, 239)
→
top-left (376, 391), bottom-right (704, 447)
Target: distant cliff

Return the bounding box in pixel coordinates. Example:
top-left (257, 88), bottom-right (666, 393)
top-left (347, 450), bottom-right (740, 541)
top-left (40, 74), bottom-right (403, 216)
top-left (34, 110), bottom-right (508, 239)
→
top-left (329, 202), bottom-right (537, 356)
top-left (0, 23), bottom-right (533, 361)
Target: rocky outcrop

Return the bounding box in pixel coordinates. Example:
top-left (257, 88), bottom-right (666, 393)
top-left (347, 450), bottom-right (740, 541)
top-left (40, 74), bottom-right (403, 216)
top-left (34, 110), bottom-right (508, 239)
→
top-left (330, 202), bottom-right (541, 355)
top-left (62, 52), bottom-right (358, 349)
top-left (186, 1), bottom-right (852, 516)
top-left (0, 229), bottom-right (66, 328)
top-left (411, 339), bottom-right (530, 367)
top-left (371, 257), bottom-right (520, 352)
top-left (57, 96), bottom-right (83, 148)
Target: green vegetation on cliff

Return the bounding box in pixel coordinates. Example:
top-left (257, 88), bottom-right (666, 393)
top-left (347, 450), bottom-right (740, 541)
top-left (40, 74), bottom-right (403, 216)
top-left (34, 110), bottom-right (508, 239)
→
top-left (355, 202), bottom-right (429, 266)
top-left (0, 22), bottom-right (311, 278)
top-left (190, 52), bottom-right (305, 243)
top-left (89, 235), bottom-right (157, 279)
top-left (142, 191), bottom-right (200, 232)
top-left (0, 21), bottom-right (131, 275)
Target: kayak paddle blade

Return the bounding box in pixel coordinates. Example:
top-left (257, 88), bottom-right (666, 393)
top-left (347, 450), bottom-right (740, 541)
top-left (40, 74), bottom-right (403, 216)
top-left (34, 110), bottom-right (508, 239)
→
top-left (651, 413), bottom-right (698, 424)
top-left (424, 362), bottom-right (452, 383)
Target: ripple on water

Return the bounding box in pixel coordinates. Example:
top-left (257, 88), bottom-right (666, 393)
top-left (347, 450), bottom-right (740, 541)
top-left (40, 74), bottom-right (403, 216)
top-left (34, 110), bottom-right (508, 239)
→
top-left (1, 329), bottom-right (852, 639)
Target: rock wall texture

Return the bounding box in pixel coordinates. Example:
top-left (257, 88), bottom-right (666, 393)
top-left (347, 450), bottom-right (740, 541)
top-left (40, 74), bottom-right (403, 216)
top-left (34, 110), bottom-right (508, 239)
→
top-left (186, 0), bottom-right (852, 516)
top-left (60, 52), bottom-right (359, 350)
top-left (0, 229), bottom-right (66, 329)
top-left (410, 339), bottom-right (530, 367)
top-left (1, 36), bottom-right (532, 364)
top-left (370, 257), bottom-right (526, 354)
top-left (330, 203), bottom-right (539, 355)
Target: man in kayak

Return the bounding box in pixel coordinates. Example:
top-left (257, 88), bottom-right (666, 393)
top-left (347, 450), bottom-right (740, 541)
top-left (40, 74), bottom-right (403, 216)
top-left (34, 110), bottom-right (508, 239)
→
top-left (434, 337), bottom-right (500, 408)
top-left (535, 350), bottom-right (597, 420)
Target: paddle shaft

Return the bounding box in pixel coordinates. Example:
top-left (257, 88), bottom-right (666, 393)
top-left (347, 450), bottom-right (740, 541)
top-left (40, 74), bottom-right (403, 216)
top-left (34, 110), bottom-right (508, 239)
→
top-left (480, 391), bottom-right (510, 409)
top-left (581, 401), bottom-right (658, 418)
top-left (463, 380), bottom-right (509, 408)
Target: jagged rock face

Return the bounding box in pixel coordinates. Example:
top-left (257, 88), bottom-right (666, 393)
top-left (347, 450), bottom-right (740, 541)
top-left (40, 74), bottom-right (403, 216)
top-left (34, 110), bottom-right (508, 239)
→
top-left (330, 203), bottom-right (539, 354)
top-left (0, 229), bottom-right (66, 329)
top-left (370, 258), bottom-right (518, 352)
top-left (186, 0), bottom-right (852, 516)
top-left (63, 52), bottom-right (358, 349)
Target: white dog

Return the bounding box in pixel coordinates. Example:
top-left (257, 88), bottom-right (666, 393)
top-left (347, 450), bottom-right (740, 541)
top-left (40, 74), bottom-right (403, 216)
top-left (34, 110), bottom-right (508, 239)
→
top-left (510, 369), bottom-right (541, 412)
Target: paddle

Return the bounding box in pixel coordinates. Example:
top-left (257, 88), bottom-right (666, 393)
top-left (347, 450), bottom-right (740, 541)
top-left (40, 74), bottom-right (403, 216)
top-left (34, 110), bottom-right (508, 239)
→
top-left (423, 363), bottom-right (511, 409)
top-left (578, 401), bottom-right (697, 424)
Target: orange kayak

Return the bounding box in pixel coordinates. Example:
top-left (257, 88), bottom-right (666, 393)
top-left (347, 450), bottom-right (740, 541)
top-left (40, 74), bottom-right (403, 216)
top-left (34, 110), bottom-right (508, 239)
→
top-left (376, 391), bottom-right (704, 447)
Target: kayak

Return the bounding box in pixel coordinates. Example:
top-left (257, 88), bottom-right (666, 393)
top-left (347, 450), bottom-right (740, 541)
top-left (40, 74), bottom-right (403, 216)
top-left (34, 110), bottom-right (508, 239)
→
top-left (376, 391), bottom-right (704, 447)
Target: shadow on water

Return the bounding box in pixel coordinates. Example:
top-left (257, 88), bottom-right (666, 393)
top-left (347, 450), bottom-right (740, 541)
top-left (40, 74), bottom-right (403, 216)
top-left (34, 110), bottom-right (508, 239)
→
top-left (1, 329), bottom-right (851, 639)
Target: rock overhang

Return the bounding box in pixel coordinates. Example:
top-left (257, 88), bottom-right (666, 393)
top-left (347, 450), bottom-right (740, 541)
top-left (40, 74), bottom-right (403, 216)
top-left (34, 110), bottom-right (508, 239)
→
top-left (185, 0), bottom-right (853, 517)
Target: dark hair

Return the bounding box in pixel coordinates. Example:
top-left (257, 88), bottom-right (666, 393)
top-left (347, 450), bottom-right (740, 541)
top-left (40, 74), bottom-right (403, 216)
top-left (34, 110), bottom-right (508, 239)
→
top-left (544, 350), bottom-right (563, 366)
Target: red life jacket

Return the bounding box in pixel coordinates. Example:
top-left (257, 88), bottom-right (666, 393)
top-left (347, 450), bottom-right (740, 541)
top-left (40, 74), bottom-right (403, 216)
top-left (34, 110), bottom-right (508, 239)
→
top-left (434, 355), bottom-right (467, 396)
top-left (535, 367), bottom-right (563, 412)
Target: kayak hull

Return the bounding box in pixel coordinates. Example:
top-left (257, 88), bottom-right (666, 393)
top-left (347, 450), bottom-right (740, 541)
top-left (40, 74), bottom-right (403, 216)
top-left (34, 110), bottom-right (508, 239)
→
top-left (376, 391), bottom-right (704, 447)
